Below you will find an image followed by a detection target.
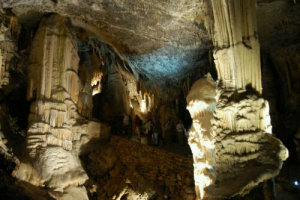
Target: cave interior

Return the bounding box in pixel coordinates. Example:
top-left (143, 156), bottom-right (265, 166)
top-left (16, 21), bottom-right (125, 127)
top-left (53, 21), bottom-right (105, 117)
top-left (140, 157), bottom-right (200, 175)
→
top-left (0, 0), bottom-right (300, 200)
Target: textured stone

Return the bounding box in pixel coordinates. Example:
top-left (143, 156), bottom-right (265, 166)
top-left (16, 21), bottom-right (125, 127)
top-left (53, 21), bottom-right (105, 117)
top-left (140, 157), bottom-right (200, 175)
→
top-left (186, 74), bottom-right (216, 199)
top-left (200, 0), bottom-right (289, 198)
top-left (2, 0), bottom-right (212, 84)
top-left (211, 0), bottom-right (261, 92)
top-left (14, 14), bottom-right (101, 196)
top-left (0, 13), bottom-right (19, 88)
top-left (86, 136), bottom-right (195, 199)
top-left (206, 89), bottom-right (288, 198)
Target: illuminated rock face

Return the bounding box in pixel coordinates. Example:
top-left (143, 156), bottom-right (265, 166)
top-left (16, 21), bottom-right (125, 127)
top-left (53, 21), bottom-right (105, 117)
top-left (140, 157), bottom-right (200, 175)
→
top-left (0, 14), bottom-right (19, 88)
top-left (206, 89), bottom-right (288, 198)
top-left (15, 15), bottom-right (100, 198)
top-left (211, 0), bottom-right (261, 93)
top-left (186, 74), bottom-right (216, 199)
top-left (186, 0), bottom-right (289, 199)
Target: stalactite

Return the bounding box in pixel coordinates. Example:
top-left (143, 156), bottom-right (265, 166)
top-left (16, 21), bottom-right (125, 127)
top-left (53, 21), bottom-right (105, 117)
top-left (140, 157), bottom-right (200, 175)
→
top-left (211, 0), bottom-right (261, 93)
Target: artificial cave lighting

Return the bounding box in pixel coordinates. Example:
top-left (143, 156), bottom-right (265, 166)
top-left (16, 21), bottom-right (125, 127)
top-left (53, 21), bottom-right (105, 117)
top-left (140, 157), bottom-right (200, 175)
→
top-left (91, 70), bottom-right (103, 96)
top-left (140, 98), bottom-right (146, 113)
top-left (138, 91), bottom-right (154, 114)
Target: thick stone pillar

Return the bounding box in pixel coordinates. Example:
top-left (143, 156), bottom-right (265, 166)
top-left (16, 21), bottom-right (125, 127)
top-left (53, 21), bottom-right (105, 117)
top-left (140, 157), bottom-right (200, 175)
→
top-left (188, 1), bottom-right (288, 199)
top-left (15, 15), bottom-right (100, 199)
top-left (211, 0), bottom-right (261, 92)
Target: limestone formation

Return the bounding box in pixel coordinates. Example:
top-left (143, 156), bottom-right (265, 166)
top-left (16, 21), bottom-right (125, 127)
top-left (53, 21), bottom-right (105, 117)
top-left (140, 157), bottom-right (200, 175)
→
top-left (186, 0), bottom-right (288, 199)
top-left (0, 13), bottom-right (19, 88)
top-left (206, 88), bottom-right (288, 197)
top-left (0, 1), bottom-right (297, 199)
top-left (186, 74), bottom-right (216, 199)
top-left (15, 14), bottom-right (100, 198)
top-left (211, 0), bottom-right (261, 92)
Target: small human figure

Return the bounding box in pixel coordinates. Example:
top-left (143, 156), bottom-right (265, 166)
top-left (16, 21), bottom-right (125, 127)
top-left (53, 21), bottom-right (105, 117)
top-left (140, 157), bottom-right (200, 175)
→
top-left (176, 120), bottom-right (185, 145)
top-left (134, 115), bottom-right (142, 138)
top-left (144, 119), bottom-right (153, 136)
top-left (122, 113), bottom-right (130, 137)
top-left (152, 130), bottom-right (159, 146)
top-left (163, 119), bottom-right (173, 144)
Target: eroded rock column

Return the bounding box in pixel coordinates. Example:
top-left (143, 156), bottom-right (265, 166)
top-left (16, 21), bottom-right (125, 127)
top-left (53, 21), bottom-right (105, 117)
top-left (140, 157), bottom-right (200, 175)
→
top-left (15, 15), bottom-right (98, 198)
top-left (188, 0), bottom-right (289, 199)
top-left (186, 74), bottom-right (216, 199)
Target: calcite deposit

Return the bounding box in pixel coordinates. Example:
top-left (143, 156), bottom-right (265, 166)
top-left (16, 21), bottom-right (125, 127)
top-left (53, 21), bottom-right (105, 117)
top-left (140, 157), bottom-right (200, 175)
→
top-left (0, 12), bottom-right (19, 88)
top-left (0, 0), bottom-right (298, 199)
top-left (194, 0), bottom-right (288, 199)
top-left (15, 15), bottom-right (101, 198)
top-left (186, 74), bottom-right (216, 199)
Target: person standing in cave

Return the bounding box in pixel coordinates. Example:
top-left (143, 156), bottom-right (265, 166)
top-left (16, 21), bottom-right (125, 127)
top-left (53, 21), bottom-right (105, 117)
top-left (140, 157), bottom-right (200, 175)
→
top-left (134, 115), bottom-right (142, 139)
top-left (176, 120), bottom-right (185, 145)
top-left (152, 128), bottom-right (159, 146)
top-left (122, 113), bottom-right (130, 137)
top-left (144, 119), bottom-right (153, 143)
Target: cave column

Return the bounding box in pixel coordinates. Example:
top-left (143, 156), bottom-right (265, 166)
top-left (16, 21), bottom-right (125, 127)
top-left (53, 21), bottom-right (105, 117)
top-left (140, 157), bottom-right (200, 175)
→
top-left (14, 14), bottom-right (98, 199)
top-left (189, 0), bottom-right (288, 199)
top-left (211, 0), bottom-right (261, 92)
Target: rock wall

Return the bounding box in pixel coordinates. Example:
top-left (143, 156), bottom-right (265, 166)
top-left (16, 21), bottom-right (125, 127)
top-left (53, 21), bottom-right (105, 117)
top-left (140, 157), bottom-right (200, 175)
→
top-left (269, 44), bottom-right (300, 162)
top-left (0, 12), bottom-right (19, 88)
top-left (108, 136), bottom-right (196, 200)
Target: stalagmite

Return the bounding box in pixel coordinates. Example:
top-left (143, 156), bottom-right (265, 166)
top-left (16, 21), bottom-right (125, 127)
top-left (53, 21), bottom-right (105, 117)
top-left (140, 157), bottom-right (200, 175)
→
top-left (186, 74), bottom-right (216, 199)
top-left (14, 14), bottom-right (100, 199)
top-left (187, 0), bottom-right (289, 199)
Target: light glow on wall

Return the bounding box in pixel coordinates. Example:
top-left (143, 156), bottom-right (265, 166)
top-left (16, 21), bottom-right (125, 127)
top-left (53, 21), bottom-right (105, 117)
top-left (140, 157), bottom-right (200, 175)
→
top-left (188, 127), bottom-right (214, 199)
top-left (138, 91), bottom-right (153, 114)
top-left (91, 71), bottom-right (103, 96)
top-left (140, 98), bottom-right (146, 113)
top-left (187, 100), bottom-right (215, 199)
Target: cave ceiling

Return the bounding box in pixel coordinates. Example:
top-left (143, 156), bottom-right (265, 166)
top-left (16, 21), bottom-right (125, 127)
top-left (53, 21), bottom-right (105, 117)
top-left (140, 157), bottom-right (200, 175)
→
top-left (1, 0), bottom-right (212, 84)
top-left (2, 0), bottom-right (300, 84)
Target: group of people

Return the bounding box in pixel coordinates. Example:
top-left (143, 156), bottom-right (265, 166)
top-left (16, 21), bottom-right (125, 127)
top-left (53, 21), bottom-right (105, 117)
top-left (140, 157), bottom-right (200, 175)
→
top-left (119, 113), bottom-right (188, 146)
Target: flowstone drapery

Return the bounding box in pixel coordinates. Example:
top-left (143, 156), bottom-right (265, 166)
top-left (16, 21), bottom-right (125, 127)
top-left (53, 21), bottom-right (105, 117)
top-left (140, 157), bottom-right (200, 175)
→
top-left (187, 1), bottom-right (288, 199)
top-left (15, 15), bottom-right (100, 199)
top-left (186, 74), bottom-right (216, 199)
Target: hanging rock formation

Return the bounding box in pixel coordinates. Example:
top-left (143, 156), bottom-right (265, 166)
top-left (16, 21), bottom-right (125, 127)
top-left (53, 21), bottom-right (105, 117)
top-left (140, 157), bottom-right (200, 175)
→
top-left (211, 0), bottom-right (261, 92)
top-left (14, 14), bottom-right (101, 198)
top-left (187, 0), bottom-right (289, 199)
